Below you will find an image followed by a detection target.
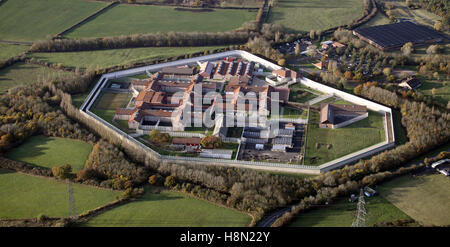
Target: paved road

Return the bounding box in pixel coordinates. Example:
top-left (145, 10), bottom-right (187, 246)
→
top-left (258, 207), bottom-right (291, 227)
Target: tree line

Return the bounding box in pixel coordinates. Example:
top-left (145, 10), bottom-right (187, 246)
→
top-left (30, 31), bottom-right (253, 52)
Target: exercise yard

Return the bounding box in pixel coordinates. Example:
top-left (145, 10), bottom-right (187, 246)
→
top-left (0, 169), bottom-right (120, 219)
top-left (91, 91), bottom-right (132, 123)
top-left (0, 0), bottom-right (108, 41)
top-left (378, 173), bottom-right (450, 226)
top-left (83, 189), bottom-right (252, 227)
top-left (304, 111), bottom-right (385, 166)
top-left (267, 0), bottom-right (365, 32)
top-left (65, 4), bottom-right (256, 38)
top-left (288, 196), bottom-right (413, 227)
top-left (6, 135), bottom-right (93, 172)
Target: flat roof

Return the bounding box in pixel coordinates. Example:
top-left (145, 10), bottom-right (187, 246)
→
top-left (354, 21), bottom-right (443, 49)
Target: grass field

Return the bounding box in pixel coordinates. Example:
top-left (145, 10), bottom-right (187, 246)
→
top-left (83, 189), bottom-right (252, 227)
top-left (361, 11), bottom-right (391, 28)
top-left (289, 90), bottom-right (318, 103)
top-left (282, 107), bottom-right (301, 118)
top-left (289, 196), bottom-right (413, 227)
top-left (91, 92), bottom-right (132, 123)
top-left (6, 135), bottom-right (93, 172)
top-left (304, 111), bottom-right (385, 166)
top-left (0, 0), bottom-right (108, 41)
top-left (392, 109), bottom-right (408, 145)
top-left (0, 169), bottom-right (120, 219)
top-left (0, 62), bottom-right (74, 93)
top-left (31, 46), bottom-right (225, 70)
top-left (416, 77), bottom-right (450, 105)
top-left (267, 0), bottom-right (365, 32)
top-left (65, 4), bottom-right (255, 38)
top-left (0, 43), bottom-right (29, 61)
top-left (378, 173), bottom-right (450, 226)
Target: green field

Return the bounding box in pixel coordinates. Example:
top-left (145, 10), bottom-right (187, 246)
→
top-left (0, 169), bottom-right (120, 219)
top-left (0, 0), bottom-right (108, 41)
top-left (91, 92), bottom-right (132, 123)
top-left (6, 135), bottom-right (93, 172)
top-left (83, 189), bottom-right (252, 227)
top-left (65, 4), bottom-right (255, 38)
top-left (0, 43), bottom-right (29, 61)
top-left (417, 77), bottom-right (450, 105)
top-left (378, 173), bottom-right (450, 226)
top-left (31, 46), bottom-right (225, 70)
top-left (289, 196), bottom-right (413, 227)
top-left (0, 62), bottom-right (74, 93)
top-left (282, 107), bottom-right (301, 118)
top-left (268, 0), bottom-right (365, 32)
top-left (361, 11), bottom-right (391, 28)
top-left (304, 111), bottom-right (385, 165)
top-left (289, 90), bottom-right (318, 103)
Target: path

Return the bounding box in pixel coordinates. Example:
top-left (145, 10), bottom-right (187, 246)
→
top-left (307, 94), bottom-right (333, 106)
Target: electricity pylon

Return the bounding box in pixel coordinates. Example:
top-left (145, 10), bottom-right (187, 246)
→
top-left (68, 179), bottom-right (77, 219)
top-left (351, 188), bottom-right (366, 227)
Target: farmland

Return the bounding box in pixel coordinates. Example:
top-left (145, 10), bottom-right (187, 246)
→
top-left (0, 62), bottom-right (73, 92)
top-left (289, 196), bottom-right (414, 227)
top-left (30, 46), bottom-right (225, 70)
top-left (304, 111), bottom-right (385, 166)
top-left (65, 4), bottom-right (256, 38)
top-left (0, 0), bottom-right (108, 41)
top-left (416, 77), bottom-right (450, 105)
top-left (0, 44), bottom-right (29, 61)
top-left (378, 173), bottom-right (450, 226)
top-left (6, 136), bottom-right (93, 172)
top-left (361, 11), bottom-right (390, 28)
top-left (0, 169), bottom-right (120, 219)
top-left (267, 0), bottom-right (365, 32)
top-left (83, 189), bottom-right (252, 227)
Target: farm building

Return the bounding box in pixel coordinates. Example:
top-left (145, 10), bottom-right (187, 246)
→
top-left (353, 21), bottom-right (443, 51)
top-left (399, 77), bottom-right (422, 90)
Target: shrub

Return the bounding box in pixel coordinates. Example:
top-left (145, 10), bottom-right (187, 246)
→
top-left (121, 187), bottom-right (144, 199)
top-left (164, 175), bottom-right (177, 188)
top-left (51, 164), bottom-right (72, 179)
top-left (201, 136), bottom-right (222, 149)
top-left (37, 214), bottom-right (49, 223)
top-left (76, 168), bottom-right (103, 181)
top-left (148, 174), bottom-right (163, 186)
top-left (149, 130), bottom-right (171, 144)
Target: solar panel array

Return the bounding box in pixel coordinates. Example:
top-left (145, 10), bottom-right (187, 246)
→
top-left (355, 21), bottom-right (442, 49)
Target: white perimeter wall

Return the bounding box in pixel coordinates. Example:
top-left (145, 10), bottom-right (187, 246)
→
top-left (81, 50), bottom-right (396, 174)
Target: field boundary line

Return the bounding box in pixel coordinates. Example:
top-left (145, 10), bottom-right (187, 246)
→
top-left (55, 1), bottom-right (120, 39)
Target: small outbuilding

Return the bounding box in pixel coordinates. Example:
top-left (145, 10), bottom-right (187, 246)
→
top-left (399, 77), bottom-right (422, 90)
